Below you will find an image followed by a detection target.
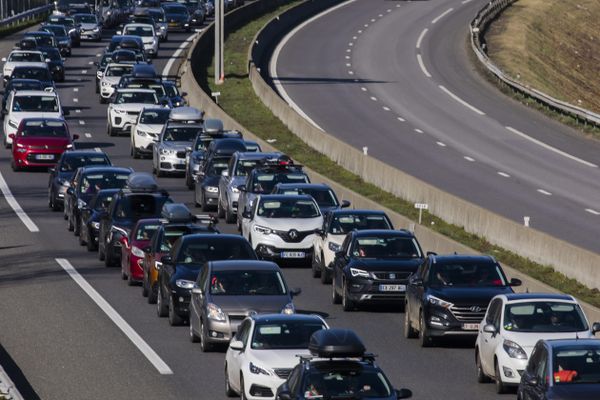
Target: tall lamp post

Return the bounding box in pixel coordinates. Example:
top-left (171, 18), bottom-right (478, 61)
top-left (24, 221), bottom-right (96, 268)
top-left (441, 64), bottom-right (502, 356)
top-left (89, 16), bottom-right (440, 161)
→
top-left (214, 0), bottom-right (224, 84)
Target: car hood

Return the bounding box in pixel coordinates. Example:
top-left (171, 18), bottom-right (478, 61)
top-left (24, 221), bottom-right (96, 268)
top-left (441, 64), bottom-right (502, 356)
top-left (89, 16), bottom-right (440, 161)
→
top-left (428, 286), bottom-right (514, 305)
top-left (17, 136), bottom-right (71, 147)
top-left (229, 176), bottom-right (246, 187)
top-left (250, 348), bottom-right (312, 370)
top-left (166, 14), bottom-right (188, 22)
top-left (102, 76), bottom-right (120, 85)
top-left (503, 331), bottom-right (594, 354)
top-left (254, 216), bottom-right (322, 232)
top-left (137, 123), bottom-right (163, 134)
top-left (111, 103), bottom-right (151, 112)
top-left (211, 295), bottom-right (292, 314)
top-left (80, 23), bottom-right (98, 30)
top-left (549, 385), bottom-right (600, 400)
top-left (349, 258), bottom-right (422, 272)
top-left (159, 141), bottom-right (190, 150)
top-left (173, 264), bottom-right (202, 281)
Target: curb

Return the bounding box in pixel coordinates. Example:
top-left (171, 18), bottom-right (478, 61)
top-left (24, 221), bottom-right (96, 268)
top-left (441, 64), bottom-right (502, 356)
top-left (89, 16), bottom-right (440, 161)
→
top-left (0, 362), bottom-right (23, 400)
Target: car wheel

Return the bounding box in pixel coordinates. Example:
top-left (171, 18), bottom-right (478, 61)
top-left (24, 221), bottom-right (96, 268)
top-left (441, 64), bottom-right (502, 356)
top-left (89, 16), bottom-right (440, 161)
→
top-left (73, 215), bottom-right (80, 236)
top-left (224, 365), bottom-right (236, 397)
top-left (95, 83), bottom-right (99, 93)
top-left (217, 197), bottom-right (225, 218)
top-left (495, 359), bottom-right (508, 394)
top-left (67, 214), bottom-right (74, 231)
top-left (4, 136), bottom-right (10, 149)
top-left (311, 252), bottom-right (321, 278)
top-left (107, 124), bottom-right (114, 136)
top-left (156, 168), bottom-right (164, 178)
top-left (476, 349), bottom-right (491, 383)
top-left (100, 96), bottom-right (106, 104)
top-left (121, 267), bottom-right (127, 280)
top-left (98, 242), bottom-right (105, 261)
top-left (10, 158), bottom-right (19, 172)
top-left (225, 206), bottom-right (235, 224)
top-left (404, 303), bottom-right (418, 338)
top-left (342, 280), bottom-right (355, 311)
top-left (86, 232), bottom-right (97, 252)
top-left (148, 282), bottom-right (158, 304)
top-left (156, 285), bottom-right (168, 317)
top-left (142, 273), bottom-right (149, 297)
top-left (127, 270), bottom-right (136, 286)
top-left (186, 172), bottom-right (194, 190)
top-left (168, 295), bottom-right (184, 326)
top-left (419, 311), bottom-right (434, 347)
top-left (189, 317), bottom-right (200, 343)
top-left (199, 191), bottom-right (206, 211)
top-left (320, 261), bottom-right (331, 284)
top-left (105, 251), bottom-right (115, 267)
top-left (199, 320), bottom-right (213, 352)
top-left (239, 374), bottom-right (247, 400)
top-left (331, 276), bottom-right (341, 304)
top-left (78, 222), bottom-right (86, 246)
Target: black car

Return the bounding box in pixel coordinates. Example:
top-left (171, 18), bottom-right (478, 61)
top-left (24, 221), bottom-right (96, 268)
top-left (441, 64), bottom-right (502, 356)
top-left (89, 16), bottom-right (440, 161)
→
top-left (42, 48), bottom-right (66, 82)
top-left (22, 31), bottom-right (58, 55)
top-left (271, 183), bottom-right (349, 214)
top-left (65, 166), bottom-right (132, 236)
top-left (156, 234), bottom-right (257, 325)
top-left (8, 65), bottom-right (54, 90)
top-left (51, 15), bottom-right (81, 47)
top-left (404, 254), bottom-right (521, 347)
top-left (163, 80), bottom-right (186, 108)
top-left (48, 150), bottom-right (111, 211)
top-left (40, 24), bottom-right (72, 56)
top-left (2, 79), bottom-right (43, 111)
top-left (162, 3), bottom-right (191, 32)
top-left (331, 230), bottom-right (424, 311)
top-left (79, 188), bottom-right (120, 251)
top-left (275, 329), bottom-right (412, 400)
top-left (98, 173), bottom-right (171, 267)
top-left (518, 339), bottom-right (600, 400)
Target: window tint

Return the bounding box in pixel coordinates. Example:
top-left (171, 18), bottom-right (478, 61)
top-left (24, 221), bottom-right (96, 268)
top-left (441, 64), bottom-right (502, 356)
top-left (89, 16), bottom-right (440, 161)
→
top-left (329, 214), bottom-right (391, 234)
top-left (177, 239), bottom-right (254, 264)
top-left (12, 95), bottom-right (58, 112)
top-left (351, 236), bottom-right (421, 259)
top-left (209, 270), bottom-right (286, 296)
top-left (256, 198), bottom-right (320, 219)
top-left (135, 223), bottom-right (160, 241)
top-left (429, 261), bottom-right (507, 287)
top-left (503, 302), bottom-right (588, 333)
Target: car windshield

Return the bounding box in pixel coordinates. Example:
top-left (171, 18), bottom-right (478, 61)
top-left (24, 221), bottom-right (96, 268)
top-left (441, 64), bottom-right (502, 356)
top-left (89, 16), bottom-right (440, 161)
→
top-left (92, 192), bottom-right (115, 211)
top-left (165, 6), bottom-right (188, 15)
top-left (251, 320), bottom-right (326, 350)
top-left (106, 65), bottom-right (133, 77)
top-left (164, 84), bottom-right (179, 97)
top-left (28, 35), bottom-right (53, 47)
top-left (43, 49), bottom-right (61, 61)
top-left (9, 81), bottom-right (43, 92)
top-left (12, 95), bottom-right (58, 112)
top-left (160, 227), bottom-right (192, 252)
top-left (429, 261), bottom-right (506, 287)
top-left (8, 52), bottom-right (43, 62)
top-left (251, 172), bottom-right (309, 193)
top-left (244, 142), bottom-right (261, 152)
top-left (234, 159), bottom-right (261, 176)
top-left (257, 198), bottom-right (320, 219)
top-left (113, 52), bottom-right (136, 62)
top-left (125, 26), bottom-right (153, 37)
top-left (177, 239), bottom-right (254, 264)
top-left (352, 236), bottom-right (421, 259)
top-left (278, 188), bottom-right (338, 208)
top-left (75, 15), bottom-right (97, 23)
top-left (163, 127), bottom-right (199, 142)
top-left (43, 26), bottom-right (67, 36)
top-left (99, 55), bottom-right (112, 68)
top-left (12, 68), bottom-right (51, 81)
top-left (207, 157), bottom-right (229, 176)
top-left (209, 270), bottom-right (286, 296)
top-left (115, 91), bottom-right (157, 104)
top-left (60, 154), bottom-right (110, 172)
top-left (304, 367), bottom-right (392, 399)
top-left (193, 135), bottom-right (213, 151)
top-left (147, 10), bottom-right (165, 22)
top-left (115, 195), bottom-right (170, 219)
top-left (504, 302), bottom-right (588, 333)
top-left (80, 172), bottom-right (130, 194)
top-left (135, 223), bottom-right (160, 241)
top-left (140, 109), bottom-right (170, 124)
top-left (553, 346), bottom-right (600, 384)
top-left (20, 120), bottom-right (66, 137)
top-left (329, 214), bottom-right (391, 234)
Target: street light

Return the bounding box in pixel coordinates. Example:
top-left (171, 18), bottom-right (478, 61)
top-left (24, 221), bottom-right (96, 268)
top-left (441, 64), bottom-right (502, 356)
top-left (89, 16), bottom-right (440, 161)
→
top-left (214, 0), bottom-right (224, 84)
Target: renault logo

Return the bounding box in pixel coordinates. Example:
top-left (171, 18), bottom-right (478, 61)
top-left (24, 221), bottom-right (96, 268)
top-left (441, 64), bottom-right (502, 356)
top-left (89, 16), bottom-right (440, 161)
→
top-left (389, 273), bottom-right (396, 279)
top-left (470, 306), bottom-right (482, 313)
top-left (288, 229), bottom-right (298, 240)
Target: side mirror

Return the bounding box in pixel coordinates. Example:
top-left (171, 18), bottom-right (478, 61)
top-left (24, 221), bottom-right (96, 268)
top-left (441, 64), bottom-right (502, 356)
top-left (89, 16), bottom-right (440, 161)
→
top-left (191, 287), bottom-right (203, 295)
top-left (426, 251), bottom-right (437, 256)
top-left (277, 391), bottom-right (292, 400)
top-left (290, 287), bottom-right (301, 297)
top-left (409, 277), bottom-right (423, 286)
top-left (48, 167), bottom-right (55, 173)
top-left (63, 109), bottom-right (70, 116)
top-left (229, 340), bottom-right (243, 351)
top-left (221, 169), bottom-right (228, 177)
top-left (509, 278), bottom-right (522, 287)
top-left (8, 133), bottom-right (15, 139)
top-left (185, 146), bottom-right (192, 153)
top-left (592, 322), bottom-right (600, 335)
top-left (396, 388), bottom-right (412, 399)
top-left (66, 187), bottom-right (74, 195)
top-left (160, 255), bottom-right (173, 264)
top-left (237, 185), bottom-right (246, 192)
top-left (72, 134), bottom-right (79, 140)
top-left (524, 373), bottom-right (538, 386)
top-left (45, 58), bottom-right (51, 63)
top-left (242, 210), bottom-right (251, 219)
top-left (340, 200), bottom-right (351, 208)
top-left (482, 324), bottom-right (497, 334)
top-left (116, 30), bottom-right (122, 35)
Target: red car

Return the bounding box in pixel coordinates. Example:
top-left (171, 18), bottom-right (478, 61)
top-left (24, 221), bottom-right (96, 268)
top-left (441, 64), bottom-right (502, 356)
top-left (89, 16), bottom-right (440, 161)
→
top-left (121, 218), bottom-right (161, 286)
top-left (10, 118), bottom-right (77, 171)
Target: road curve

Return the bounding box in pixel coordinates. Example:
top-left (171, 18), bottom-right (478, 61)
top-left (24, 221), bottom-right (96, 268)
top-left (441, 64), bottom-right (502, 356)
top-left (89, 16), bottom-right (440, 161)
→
top-left (271, 0), bottom-right (600, 253)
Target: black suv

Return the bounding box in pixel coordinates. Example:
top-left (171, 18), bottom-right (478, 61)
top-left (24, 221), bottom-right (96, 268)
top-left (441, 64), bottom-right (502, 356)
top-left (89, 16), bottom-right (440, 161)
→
top-left (79, 188), bottom-right (120, 252)
top-left (404, 254), bottom-right (521, 347)
top-left (331, 230), bottom-right (424, 311)
top-left (275, 329), bottom-right (412, 400)
top-left (98, 173), bottom-right (171, 267)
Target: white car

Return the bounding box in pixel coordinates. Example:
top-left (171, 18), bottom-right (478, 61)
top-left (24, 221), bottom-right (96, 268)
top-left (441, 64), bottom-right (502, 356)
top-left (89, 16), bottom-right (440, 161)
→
top-left (242, 194), bottom-right (323, 266)
top-left (74, 13), bottom-right (102, 41)
top-left (475, 293), bottom-right (600, 393)
top-left (225, 314), bottom-right (328, 400)
top-left (2, 50), bottom-right (46, 84)
top-left (99, 63), bottom-right (134, 103)
top-left (130, 107), bottom-right (170, 158)
top-left (121, 23), bottom-right (158, 57)
top-left (107, 89), bottom-right (159, 136)
top-left (3, 90), bottom-right (67, 148)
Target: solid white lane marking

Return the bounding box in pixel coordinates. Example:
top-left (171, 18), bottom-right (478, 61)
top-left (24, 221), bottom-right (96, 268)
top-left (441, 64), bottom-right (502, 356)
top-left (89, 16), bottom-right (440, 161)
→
top-left (397, 116), bottom-right (405, 122)
top-left (417, 54), bottom-right (432, 78)
top-left (416, 28), bottom-right (428, 49)
top-left (79, 120), bottom-right (85, 125)
top-left (464, 156), bottom-right (476, 162)
top-left (55, 259), bottom-right (174, 375)
top-left (505, 126), bottom-right (598, 168)
top-left (361, 87), bottom-right (367, 91)
top-left (586, 209), bottom-right (600, 215)
top-left (84, 133), bottom-right (92, 138)
top-left (0, 172), bottom-right (39, 232)
top-left (432, 8), bottom-right (453, 24)
top-left (497, 172), bottom-right (510, 178)
top-left (537, 189), bottom-right (552, 196)
top-left (81, 70), bottom-right (87, 74)
top-left (382, 106), bottom-right (390, 111)
top-left (162, 32), bottom-right (198, 78)
top-left (414, 128), bottom-right (424, 133)
top-left (436, 141), bottom-right (447, 147)
top-left (438, 85), bottom-right (486, 115)
top-left (370, 96), bottom-right (377, 101)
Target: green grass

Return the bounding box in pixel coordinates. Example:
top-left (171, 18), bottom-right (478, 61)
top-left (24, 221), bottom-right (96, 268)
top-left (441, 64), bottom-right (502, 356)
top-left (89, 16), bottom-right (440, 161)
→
top-left (0, 14), bottom-right (48, 39)
top-left (203, 3), bottom-right (600, 307)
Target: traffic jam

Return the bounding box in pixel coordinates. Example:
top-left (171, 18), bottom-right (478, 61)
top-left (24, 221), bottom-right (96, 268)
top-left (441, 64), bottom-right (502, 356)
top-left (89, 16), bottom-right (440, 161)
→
top-left (1, 0), bottom-right (600, 399)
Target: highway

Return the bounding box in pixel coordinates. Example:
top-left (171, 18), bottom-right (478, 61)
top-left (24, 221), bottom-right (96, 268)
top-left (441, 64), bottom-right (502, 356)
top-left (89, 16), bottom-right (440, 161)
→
top-left (270, 0), bottom-right (600, 254)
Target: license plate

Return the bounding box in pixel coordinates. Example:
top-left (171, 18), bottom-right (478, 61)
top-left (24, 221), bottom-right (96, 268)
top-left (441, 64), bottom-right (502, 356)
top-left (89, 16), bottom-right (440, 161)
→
top-left (36, 154), bottom-right (54, 160)
top-left (462, 323), bottom-right (480, 330)
top-left (281, 251), bottom-right (305, 258)
top-left (169, 22), bottom-right (178, 26)
top-left (379, 284), bottom-right (406, 292)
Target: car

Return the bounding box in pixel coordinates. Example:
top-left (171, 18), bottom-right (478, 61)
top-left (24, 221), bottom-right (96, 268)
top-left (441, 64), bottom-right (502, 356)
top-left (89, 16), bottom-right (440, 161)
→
top-left (42, 48), bottom-right (66, 82)
top-left (94, 53), bottom-right (113, 93)
top-left (120, 23), bottom-right (159, 57)
top-left (475, 293), bottom-right (600, 393)
top-left (79, 188), bottom-right (119, 251)
top-left (64, 166), bottom-right (133, 236)
top-left (9, 118), bottom-right (77, 172)
top-left (162, 3), bottom-right (191, 32)
top-left (48, 150), bottom-right (111, 211)
top-left (178, 0), bottom-right (205, 26)
top-left (3, 89), bottom-right (66, 148)
top-left (224, 314), bottom-right (328, 400)
top-left (98, 173), bottom-right (171, 267)
top-left (99, 63), bottom-right (134, 103)
top-left (111, 49), bottom-right (147, 65)
top-left (331, 229), bottom-right (423, 311)
top-left (22, 31), bottom-right (59, 54)
top-left (404, 253), bottom-right (522, 347)
top-left (168, 105), bottom-right (204, 123)
top-left (162, 80), bottom-right (186, 107)
top-left (1, 79), bottom-right (44, 112)
top-left (45, 15), bottom-right (81, 46)
top-left (106, 88), bottom-right (160, 136)
top-left (152, 121), bottom-right (201, 176)
top-left (241, 194), bottom-right (323, 267)
top-left (517, 339), bottom-right (600, 400)
top-left (189, 260), bottom-right (301, 351)
top-left (271, 183), bottom-right (349, 215)
top-left (105, 35), bottom-right (145, 55)
top-left (141, 204), bottom-right (218, 303)
top-left (130, 107), bottom-right (170, 158)
top-left (73, 13), bottom-right (102, 41)
top-left (156, 234), bottom-right (257, 326)
top-left (146, 8), bottom-right (168, 41)
top-left (99, 1), bottom-right (121, 27)
top-left (275, 329), bottom-right (413, 400)
top-left (40, 24), bottom-right (72, 56)
top-left (15, 37), bottom-right (38, 51)
top-left (5, 63), bottom-right (54, 91)
top-left (313, 209), bottom-right (394, 284)
top-left (120, 218), bottom-right (162, 285)
top-left (217, 151), bottom-right (282, 223)
top-left (2, 50), bottom-right (46, 85)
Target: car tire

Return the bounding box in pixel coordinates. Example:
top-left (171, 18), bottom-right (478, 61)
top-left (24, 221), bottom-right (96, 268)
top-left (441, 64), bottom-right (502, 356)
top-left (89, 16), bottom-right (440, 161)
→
top-left (168, 295), bottom-right (184, 326)
top-left (199, 191), bottom-right (206, 211)
top-left (156, 168), bottom-right (164, 178)
top-left (311, 253), bottom-right (321, 278)
top-left (78, 223), bottom-right (86, 246)
top-left (199, 320), bottom-right (213, 352)
top-left (99, 243), bottom-right (105, 260)
top-left (419, 311), bottom-right (434, 347)
top-left (476, 349), bottom-right (491, 383)
top-left (105, 251), bottom-right (115, 268)
top-left (225, 206), bottom-right (236, 224)
top-left (67, 214), bottom-right (74, 231)
top-left (10, 158), bottom-right (20, 171)
top-left (132, 145), bottom-right (140, 159)
top-left (495, 359), bottom-right (508, 394)
top-left (331, 276), bottom-right (341, 304)
top-left (100, 96), bottom-right (106, 104)
top-left (107, 124), bottom-right (115, 136)
top-left (142, 274), bottom-right (149, 297)
top-left (95, 83), bottom-right (99, 93)
top-left (404, 303), bottom-right (418, 339)
top-left (73, 215), bottom-right (80, 236)
top-left (50, 192), bottom-right (61, 212)
top-left (86, 232), bottom-right (97, 251)
top-left (189, 317), bottom-right (200, 343)
top-left (342, 280), bottom-right (355, 311)
top-left (156, 285), bottom-right (168, 317)
top-left (217, 197), bottom-right (225, 218)
top-left (127, 270), bottom-right (136, 286)
top-left (224, 365), bottom-right (236, 397)
top-left (320, 261), bottom-right (331, 284)
top-left (186, 171), bottom-right (194, 190)
top-left (239, 374), bottom-right (247, 400)
top-left (121, 268), bottom-right (127, 280)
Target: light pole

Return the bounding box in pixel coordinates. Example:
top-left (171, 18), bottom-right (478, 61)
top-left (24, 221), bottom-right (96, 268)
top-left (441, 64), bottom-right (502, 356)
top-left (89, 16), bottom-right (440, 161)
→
top-left (214, 0), bottom-right (224, 84)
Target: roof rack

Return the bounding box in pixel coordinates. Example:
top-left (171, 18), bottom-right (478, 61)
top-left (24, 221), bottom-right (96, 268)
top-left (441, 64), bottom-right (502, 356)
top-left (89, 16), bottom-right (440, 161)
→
top-left (255, 155), bottom-right (303, 171)
top-left (308, 329), bottom-right (366, 359)
top-left (123, 172), bottom-right (167, 194)
top-left (160, 203), bottom-right (193, 223)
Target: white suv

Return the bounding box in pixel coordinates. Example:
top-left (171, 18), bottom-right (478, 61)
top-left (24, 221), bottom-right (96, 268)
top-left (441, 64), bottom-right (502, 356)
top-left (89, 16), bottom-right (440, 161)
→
top-left (475, 293), bottom-right (600, 394)
top-left (2, 50), bottom-right (46, 84)
top-left (121, 23), bottom-right (159, 57)
top-left (99, 63), bottom-right (134, 103)
top-left (107, 89), bottom-right (159, 136)
top-left (130, 107), bottom-right (170, 158)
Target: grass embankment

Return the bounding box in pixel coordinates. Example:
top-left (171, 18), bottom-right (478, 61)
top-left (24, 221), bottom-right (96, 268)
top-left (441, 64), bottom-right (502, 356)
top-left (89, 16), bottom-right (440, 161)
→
top-left (486, 0), bottom-right (600, 127)
top-left (204, 3), bottom-right (600, 306)
top-left (0, 14), bottom-right (47, 38)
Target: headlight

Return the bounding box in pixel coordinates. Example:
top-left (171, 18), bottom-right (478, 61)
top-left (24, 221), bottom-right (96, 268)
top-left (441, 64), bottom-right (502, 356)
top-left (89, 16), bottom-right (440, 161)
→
top-left (328, 242), bottom-right (341, 252)
top-left (97, 72), bottom-right (103, 79)
top-left (249, 362), bottom-right (270, 376)
top-left (136, 130), bottom-right (148, 137)
top-left (77, 199), bottom-right (86, 209)
top-left (253, 225), bottom-right (272, 235)
top-left (175, 279), bottom-right (195, 289)
top-left (16, 147), bottom-right (27, 153)
top-left (8, 119), bottom-right (18, 129)
top-left (59, 40), bottom-right (69, 45)
top-left (131, 245), bottom-right (145, 258)
top-left (106, 10), bottom-right (112, 15)
top-left (426, 295), bottom-right (453, 309)
top-left (93, 27), bottom-right (100, 32)
top-left (113, 109), bottom-right (126, 114)
top-left (281, 302), bottom-right (295, 315)
top-left (205, 186), bottom-right (218, 193)
top-left (92, 221), bottom-right (100, 229)
top-left (503, 340), bottom-right (528, 359)
top-left (207, 302), bottom-right (226, 321)
top-left (160, 148), bottom-right (174, 155)
top-left (101, 80), bottom-right (111, 86)
top-left (350, 267), bottom-right (371, 278)
top-left (231, 187), bottom-right (239, 193)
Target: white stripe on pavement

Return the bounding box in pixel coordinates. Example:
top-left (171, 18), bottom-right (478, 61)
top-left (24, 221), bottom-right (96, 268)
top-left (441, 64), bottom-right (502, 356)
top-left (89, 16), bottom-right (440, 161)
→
top-left (55, 258), bottom-right (174, 375)
top-left (162, 32), bottom-right (199, 78)
top-left (439, 85), bottom-right (486, 115)
top-left (417, 54), bottom-right (431, 78)
top-left (416, 28), bottom-right (428, 49)
top-left (0, 171), bottom-right (39, 232)
top-left (431, 8), bottom-right (453, 24)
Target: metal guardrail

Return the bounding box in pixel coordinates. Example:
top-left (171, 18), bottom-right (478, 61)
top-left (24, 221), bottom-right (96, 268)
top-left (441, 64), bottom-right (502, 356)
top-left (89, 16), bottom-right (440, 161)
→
top-left (0, 0), bottom-right (52, 30)
top-left (470, 0), bottom-right (600, 127)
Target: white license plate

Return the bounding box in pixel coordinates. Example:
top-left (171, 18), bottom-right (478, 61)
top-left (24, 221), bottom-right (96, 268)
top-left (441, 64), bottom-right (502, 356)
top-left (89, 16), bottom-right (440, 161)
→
top-left (281, 251), bottom-right (305, 258)
top-left (462, 323), bottom-right (480, 330)
top-left (36, 154), bottom-right (54, 160)
top-left (379, 284), bottom-right (406, 292)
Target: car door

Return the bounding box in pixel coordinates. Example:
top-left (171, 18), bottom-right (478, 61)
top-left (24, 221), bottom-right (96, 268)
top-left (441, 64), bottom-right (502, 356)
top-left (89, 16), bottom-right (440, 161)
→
top-left (406, 260), bottom-right (425, 322)
top-left (521, 344), bottom-right (544, 400)
top-left (229, 319), bottom-right (251, 390)
top-left (241, 197), bottom-right (257, 241)
top-left (314, 212), bottom-right (329, 266)
top-left (332, 235), bottom-right (351, 292)
top-left (479, 298), bottom-right (502, 374)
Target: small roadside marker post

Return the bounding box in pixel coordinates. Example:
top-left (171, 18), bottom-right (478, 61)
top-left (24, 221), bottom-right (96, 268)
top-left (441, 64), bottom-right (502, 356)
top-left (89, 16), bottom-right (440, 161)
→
top-left (414, 203), bottom-right (429, 224)
top-left (212, 91), bottom-right (221, 105)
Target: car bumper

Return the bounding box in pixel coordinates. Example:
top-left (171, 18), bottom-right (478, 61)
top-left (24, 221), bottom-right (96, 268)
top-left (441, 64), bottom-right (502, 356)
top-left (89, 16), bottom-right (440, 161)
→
top-left (243, 373), bottom-right (285, 400)
top-left (255, 244), bottom-right (314, 265)
top-left (110, 113), bottom-right (138, 133)
top-left (81, 30), bottom-right (101, 40)
top-left (13, 150), bottom-right (65, 168)
top-left (423, 307), bottom-right (481, 337)
top-left (345, 277), bottom-right (408, 304)
top-left (143, 43), bottom-right (158, 55)
top-left (496, 351), bottom-right (527, 384)
top-left (166, 22), bottom-right (190, 31)
top-left (202, 189), bottom-right (219, 206)
top-left (100, 85), bottom-right (115, 98)
top-left (204, 318), bottom-right (243, 344)
top-left (158, 155), bottom-right (187, 172)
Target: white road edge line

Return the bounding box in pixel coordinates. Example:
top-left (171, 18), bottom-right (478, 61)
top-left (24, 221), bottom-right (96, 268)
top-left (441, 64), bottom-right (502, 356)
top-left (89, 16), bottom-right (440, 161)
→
top-left (416, 54), bottom-right (432, 78)
top-left (416, 28), bottom-right (428, 49)
top-left (162, 32), bottom-right (199, 78)
top-left (0, 172), bottom-right (39, 232)
top-left (505, 126), bottom-right (598, 168)
top-left (464, 156), bottom-right (476, 162)
top-left (585, 209), bottom-right (600, 215)
top-left (270, 0), bottom-right (360, 132)
top-left (431, 8), bottom-right (454, 24)
top-left (497, 171), bottom-right (510, 178)
top-left (55, 258), bottom-right (174, 375)
top-left (537, 189), bottom-right (552, 196)
top-left (438, 85), bottom-right (486, 115)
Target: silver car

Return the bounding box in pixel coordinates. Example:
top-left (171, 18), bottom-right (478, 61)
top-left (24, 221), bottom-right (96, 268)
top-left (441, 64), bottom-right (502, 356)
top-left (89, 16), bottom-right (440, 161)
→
top-left (73, 13), bottom-right (102, 41)
top-left (152, 122), bottom-right (202, 176)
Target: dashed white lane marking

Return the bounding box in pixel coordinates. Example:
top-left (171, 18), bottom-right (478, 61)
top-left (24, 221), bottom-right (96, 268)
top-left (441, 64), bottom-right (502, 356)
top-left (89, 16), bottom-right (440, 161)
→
top-left (357, 30), bottom-right (362, 33)
top-left (461, 0), bottom-right (474, 4)
top-left (364, 23), bottom-right (369, 27)
top-left (431, 8), bottom-right (454, 24)
top-left (88, 61), bottom-right (94, 65)
top-left (370, 18), bottom-right (376, 22)
top-left (439, 85), bottom-right (486, 115)
top-left (497, 172), bottom-right (510, 178)
top-left (346, 48), bottom-right (351, 52)
top-left (585, 209), bottom-right (600, 215)
top-left (348, 71), bottom-right (354, 75)
top-left (81, 69), bottom-right (87, 74)
top-left (414, 128), bottom-right (424, 133)
top-left (436, 141), bottom-right (447, 147)
top-left (162, 32), bottom-right (198, 78)
top-left (361, 87), bottom-right (367, 92)
top-left (397, 117), bottom-right (406, 122)
top-left (382, 106), bottom-right (390, 111)
top-left (79, 120), bottom-right (85, 125)
top-left (96, 53), bottom-right (101, 57)
top-left (505, 126), bottom-right (598, 168)
top-left (417, 54), bottom-right (432, 78)
top-left (348, 42), bottom-right (353, 46)
top-left (378, 14), bottom-right (383, 17)
top-left (387, 9), bottom-right (392, 12)
top-left (346, 63), bottom-right (351, 67)
top-left (416, 28), bottom-right (428, 49)
top-left (84, 133), bottom-right (92, 138)
top-left (73, 88), bottom-right (79, 92)
top-left (75, 109), bottom-right (81, 113)
top-left (352, 36), bottom-right (357, 40)
top-left (345, 55), bottom-right (350, 59)
top-left (370, 96), bottom-right (377, 101)
top-left (537, 189), bottom-right (552, 196)
top-left (464, 156), bottom-right (476, 162)
top-left (0, 172), bottom-right (39, 232)
top-left (55, 259), bottom-right (174, 375)
top-left (73, 98), bottom-right (78, 103)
